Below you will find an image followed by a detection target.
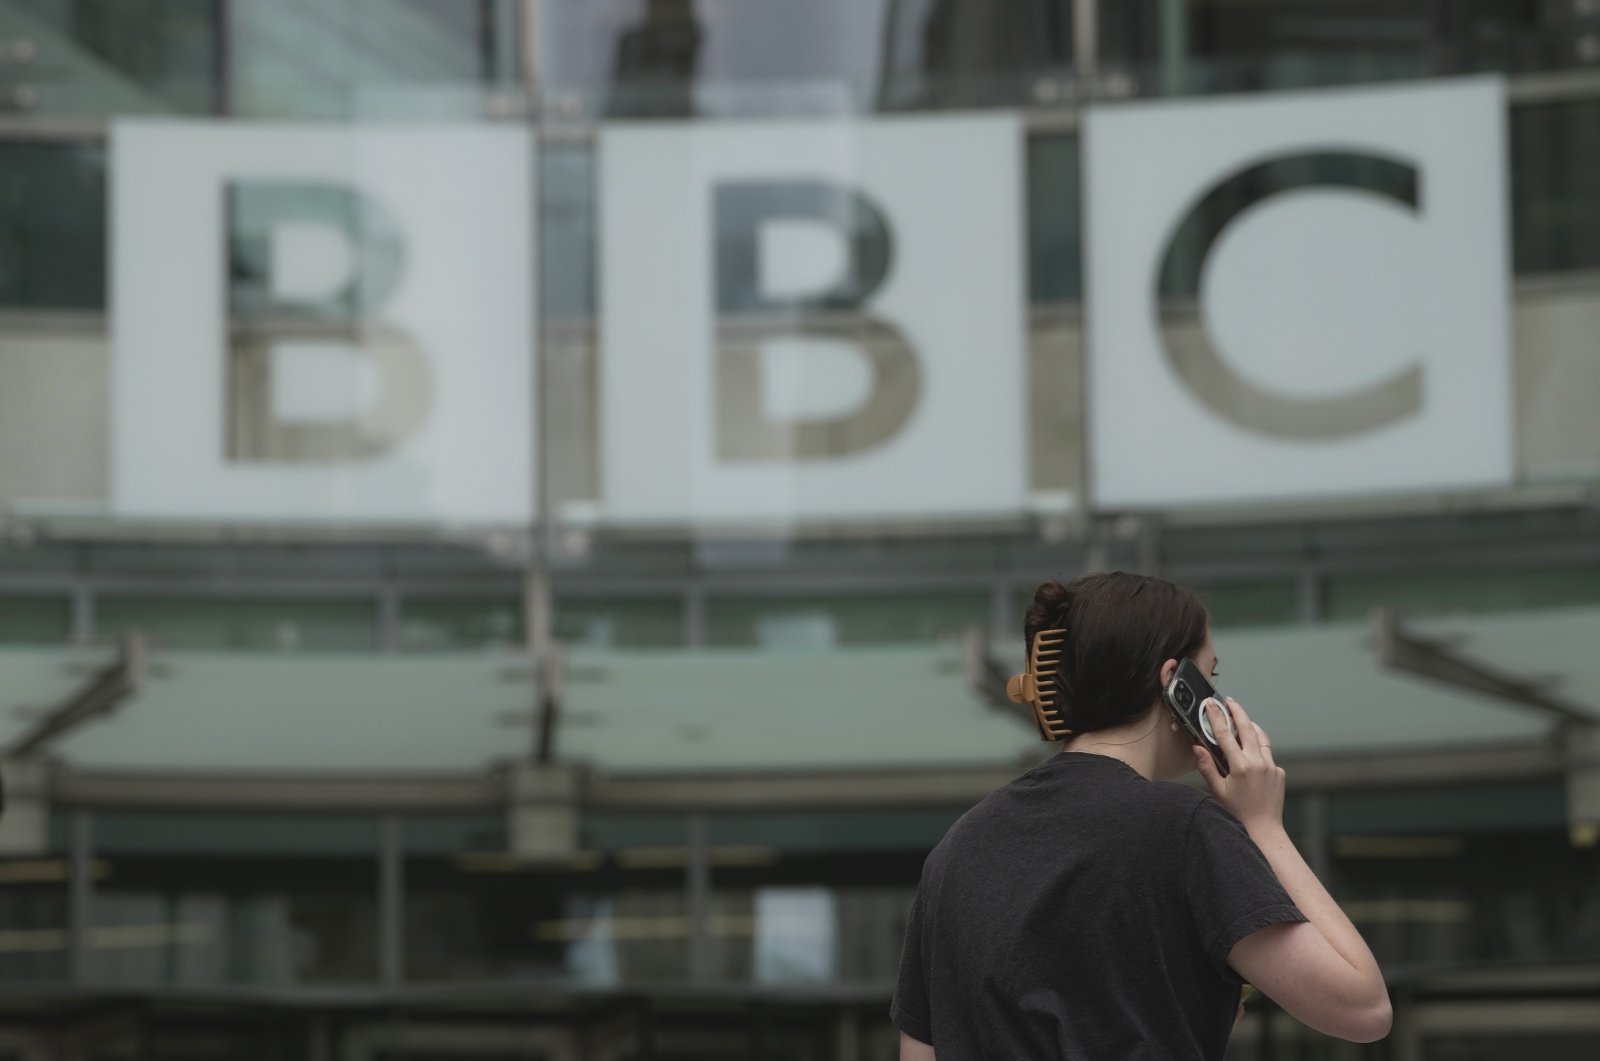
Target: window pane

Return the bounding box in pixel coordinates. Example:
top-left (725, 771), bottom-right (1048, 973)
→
top-left (556, 597), bottom-right (683, 648)
top-left (878, 0), bottom-right (1074, 111)
top-left (407, 813), bottom-right (691, 984)
top-left (229, 0), bottom-right (518, 120)
top-left (1512, 100), bottom-right (1600, 274)
top-left (0, 596), bottom-right (70, 644)
top-left (7, 0), bottom-right (221, 116)
top-left (89, 813), bottom-right (379, 987)
top-left (400, 597), bottom-right (523, 651)
top-left (1028, 133), bottom-right (1081, 303)
top-left (90, 856), bottom-right (378, 985)
top-left (703, 810), bottom-right (956, 984)
top-left (706, 591), bottom-right (987, 648)
top-left (1195, 580), bottom-right (1300, 629)
top-left (0, 863), bottom-right (68, 983)
top-left (0, 141), bottom-right (107, 311)
top-left (1325, 566), bottom-right (1600, 620)
top-left (545, 0), bottom-right (900, 120)
top-left (97, 597), bottom-right (380, 651)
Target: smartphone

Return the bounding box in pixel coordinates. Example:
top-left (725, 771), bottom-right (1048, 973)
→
top-left (1163, 658), bottom-right (1233, 778)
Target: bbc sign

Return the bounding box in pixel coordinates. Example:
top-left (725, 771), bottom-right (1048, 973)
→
top-left (108, 78), bottom-right (1510, 528)
top-left (112, 123), bottom-right (536, 525)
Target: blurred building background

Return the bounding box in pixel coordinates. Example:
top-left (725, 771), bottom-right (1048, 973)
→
top-left (0, 1), bottom-right (1597, 1059)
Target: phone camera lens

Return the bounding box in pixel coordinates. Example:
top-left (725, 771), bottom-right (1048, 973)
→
top-left (1174, 682), bottom-right (1194, 709)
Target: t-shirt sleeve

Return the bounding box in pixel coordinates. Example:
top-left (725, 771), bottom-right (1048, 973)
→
top-left (1183, 796), bottom-right (1308, 981)
top-left (890, 880), bottom-right (934, 1044)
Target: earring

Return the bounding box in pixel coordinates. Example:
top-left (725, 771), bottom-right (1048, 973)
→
top-left (1169, 720), bottom-right (1180, 731)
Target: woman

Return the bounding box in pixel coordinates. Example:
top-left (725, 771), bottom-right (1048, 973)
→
top-left (892, 572), bottom-right (1390, 1059)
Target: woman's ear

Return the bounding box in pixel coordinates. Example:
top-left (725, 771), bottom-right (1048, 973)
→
top-left (1159, 657), bottom-right (1179, 688)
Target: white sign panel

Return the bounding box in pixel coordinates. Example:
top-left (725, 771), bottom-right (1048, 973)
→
top-left (112, 122), bottom-right (534, 525)
top-left (1084, 77), bottom-right (1511, 509)
top-left (599, 115), bottom-right (1026, 524)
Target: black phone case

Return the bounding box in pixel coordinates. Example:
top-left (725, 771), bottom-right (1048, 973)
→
top-left (1163, 658), bottom-right (1231, 778)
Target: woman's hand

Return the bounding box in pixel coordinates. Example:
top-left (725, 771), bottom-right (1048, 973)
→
top-left (1192, 697), bottom-right (1286, 834)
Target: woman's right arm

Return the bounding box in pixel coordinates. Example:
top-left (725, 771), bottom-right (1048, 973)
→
top-left (1194, 698), bottom-right (1393, 1044)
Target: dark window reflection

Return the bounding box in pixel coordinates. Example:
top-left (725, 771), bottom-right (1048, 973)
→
top-left (0, 141), bottom-right (107, 311)
top-left (1512, 99), bottom-right (1600, 274)
top-left (6, 0), bottom-right (222, 115)
top-left (879, 0), bottom-right (1073, 110)
top-left (1099, 0), bottom-right (1599, 97)
top-left (606, 0), bottom-right (702, 118)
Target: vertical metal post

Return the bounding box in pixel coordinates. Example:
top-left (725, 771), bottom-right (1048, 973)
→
top-left (215, 0), bottom-right (235, 116)
top-left (377, 587), bottom-right (402, 653)
top-left (834, 1007), bottom-right (861, 1061)
top-left (69, 581), bottom-right (94, 646)
top-left (68, 812), bottom-right (92, 983)
top-left (1159, 0), bottom-right (1187, 96)
top-left (686, 813), bottom-right (712, 982)
top-left (379, 815), bottom-right (404, 986)
top-left (519, 0), bottom-right (559, 763)
top-left (1072, 0), bottom-right (1099, 90)
top-left (1298, 568), bottom-right (1324, 626)
top-left (684, 586), bottom-right (707, 648)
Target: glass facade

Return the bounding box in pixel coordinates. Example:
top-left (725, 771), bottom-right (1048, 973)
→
top-left (0, 0), bottom-right (1598, 1056)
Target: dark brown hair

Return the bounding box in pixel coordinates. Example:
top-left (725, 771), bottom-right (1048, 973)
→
top-left (1023, 572), bottom-right (1209, 735)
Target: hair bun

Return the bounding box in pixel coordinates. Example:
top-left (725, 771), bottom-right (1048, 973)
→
top-left (1023, 579), bottom-right (1071, 637)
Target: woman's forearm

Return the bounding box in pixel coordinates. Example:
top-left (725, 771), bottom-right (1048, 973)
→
top-left (1246, 822), bottom-right (1385, 992)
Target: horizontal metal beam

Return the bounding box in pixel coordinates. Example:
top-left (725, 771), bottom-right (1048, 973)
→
top-left (39, 739), bottom-right (1570, 814)
top-left (50, 769), bottom-right (505, 813)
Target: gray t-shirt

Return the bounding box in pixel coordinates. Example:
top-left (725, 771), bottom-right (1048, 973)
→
top-left (892, 751), bottom-right (1306, 1059)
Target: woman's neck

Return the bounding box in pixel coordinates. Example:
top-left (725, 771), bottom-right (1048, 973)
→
top-left (1062, 711), bottom-right (1164, 780)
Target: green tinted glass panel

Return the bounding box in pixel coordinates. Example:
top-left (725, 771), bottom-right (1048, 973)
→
top-left (1028, 133), bottom-right (1081, 302)
top-left (579, 814), bottom-right (687, 853)
top-left (0, 142), bottom-right (107, 310)
top-left (7, 0), bottom-right (221, 116)
top-left (0, 596), bottom-right (71, 644)
top-left (1325, 567), bottom-right (1600, 621)
top-left (97, 597), bottom-right (379, 651)
top-left (92, 813), bottom-right (381, 856)
top-left (1195, 580), bottom-right (1300, 629)
top-left (1328, 783), bottom-right (1565, 835)
top-left (400, 598), bottom-right (522, 651)
top-left (710, 810), bottom-right (966, 854)
top-left (706, 591), bottom-right (987, 648)
top-left (402, 815), bottom-right (505, 855)
top-left (1512, 99), bottom-right (1600, 274)
top-left (556, 597), bottom-right (683, 648)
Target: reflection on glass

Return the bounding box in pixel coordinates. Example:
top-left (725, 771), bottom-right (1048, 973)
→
top-left (0, 141), bottom-right (107, 310)
top-left (1512, 100), bottom-right (1600, 274)
top-left (90, 857), bottom-right (378, 985)
top-left (606, 0), bottom-right (702, 118)
top-left (880, 0), bottom-right (1074, 110)
top-left (1097, 0), bottom-right (1600, 98)
top-left (4, 0), bottom-right (221, 116)
top-left (0, 870), bottom-right (68, 983)
top-left (229, 0), bottom-right (519, 120)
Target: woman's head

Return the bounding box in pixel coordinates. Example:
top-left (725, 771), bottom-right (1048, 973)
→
top-left (1023, 572), bottom-right (1210, 738)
